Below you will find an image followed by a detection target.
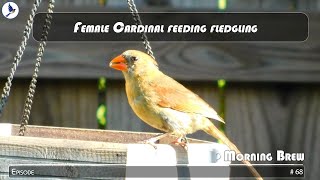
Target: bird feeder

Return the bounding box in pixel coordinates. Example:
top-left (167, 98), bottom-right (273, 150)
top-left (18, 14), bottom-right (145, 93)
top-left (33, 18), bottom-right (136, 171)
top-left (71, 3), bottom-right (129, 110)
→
top-left (0, 123), bottom-right (231, 179)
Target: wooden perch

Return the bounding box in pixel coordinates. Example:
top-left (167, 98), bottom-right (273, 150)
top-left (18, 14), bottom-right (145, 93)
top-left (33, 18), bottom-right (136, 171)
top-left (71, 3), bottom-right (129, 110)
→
top-left (0, 124), bottom-right (229, 179)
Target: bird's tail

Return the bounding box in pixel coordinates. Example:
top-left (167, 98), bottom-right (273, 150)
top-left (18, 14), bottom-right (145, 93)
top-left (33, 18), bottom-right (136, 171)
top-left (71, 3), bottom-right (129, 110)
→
top-left (203, 120), bottom-right (263, 180)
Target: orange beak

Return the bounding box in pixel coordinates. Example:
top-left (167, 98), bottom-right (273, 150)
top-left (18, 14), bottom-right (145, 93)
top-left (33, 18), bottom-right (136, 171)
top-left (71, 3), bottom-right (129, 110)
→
top-left (109, 55), bottom-right (128, 71)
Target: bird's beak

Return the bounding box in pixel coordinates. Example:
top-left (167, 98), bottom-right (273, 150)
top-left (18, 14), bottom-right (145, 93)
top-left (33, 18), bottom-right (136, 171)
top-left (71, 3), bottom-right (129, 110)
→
top-left (109, 55), bottom-right (128, 71)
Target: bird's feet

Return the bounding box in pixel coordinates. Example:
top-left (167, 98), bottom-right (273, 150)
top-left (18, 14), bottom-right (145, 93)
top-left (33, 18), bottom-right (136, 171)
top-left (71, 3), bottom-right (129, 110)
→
top-left (171, 136), bottom-right (189, 151)
top-left (138, 133), bottom-right (171, 149)
top-left (138, 137), bottom-right (159, 149)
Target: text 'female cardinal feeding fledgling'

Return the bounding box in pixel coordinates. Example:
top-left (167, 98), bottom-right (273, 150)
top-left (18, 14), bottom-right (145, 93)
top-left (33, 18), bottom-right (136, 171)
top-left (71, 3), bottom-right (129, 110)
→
top-left (109, 50), bottom-right (263, 180)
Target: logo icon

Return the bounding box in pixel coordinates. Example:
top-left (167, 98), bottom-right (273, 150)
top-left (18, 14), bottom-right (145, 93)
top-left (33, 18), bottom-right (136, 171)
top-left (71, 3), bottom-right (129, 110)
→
top-left (2, 2), bottom-right (19, 19)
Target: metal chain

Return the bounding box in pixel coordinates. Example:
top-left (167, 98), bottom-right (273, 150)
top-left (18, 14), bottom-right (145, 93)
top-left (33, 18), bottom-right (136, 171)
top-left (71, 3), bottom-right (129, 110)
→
top-left (0, 0), bottom-right (43, 117)
top-left (19, 0), bottom-right (55, 136)
top-left (127, 0), bottom-right (155, 59)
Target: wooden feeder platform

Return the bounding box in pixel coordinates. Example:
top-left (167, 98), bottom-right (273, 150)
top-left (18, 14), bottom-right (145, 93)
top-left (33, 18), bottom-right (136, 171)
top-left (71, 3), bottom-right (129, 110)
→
top-left (0, 124), bottom-right (229, 179)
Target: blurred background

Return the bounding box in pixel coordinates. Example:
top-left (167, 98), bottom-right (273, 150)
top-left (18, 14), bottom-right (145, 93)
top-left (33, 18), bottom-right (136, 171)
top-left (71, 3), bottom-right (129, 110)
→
top-left (0, 0), bottom-right (319, 179)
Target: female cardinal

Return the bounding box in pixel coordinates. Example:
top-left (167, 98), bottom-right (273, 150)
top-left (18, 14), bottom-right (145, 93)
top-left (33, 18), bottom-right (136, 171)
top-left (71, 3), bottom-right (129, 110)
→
top-left (109, 50), bottom-right (263, 180)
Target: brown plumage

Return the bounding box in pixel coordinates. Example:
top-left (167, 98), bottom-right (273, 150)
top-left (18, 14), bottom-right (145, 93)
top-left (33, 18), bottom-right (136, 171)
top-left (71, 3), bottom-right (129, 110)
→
top-left (109, 50), bottom-right (263, 180)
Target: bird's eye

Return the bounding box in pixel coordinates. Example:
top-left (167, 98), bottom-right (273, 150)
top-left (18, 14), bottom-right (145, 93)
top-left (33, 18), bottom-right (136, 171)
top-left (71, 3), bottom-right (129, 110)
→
top-left (131, 56), bottom-right (138, 62)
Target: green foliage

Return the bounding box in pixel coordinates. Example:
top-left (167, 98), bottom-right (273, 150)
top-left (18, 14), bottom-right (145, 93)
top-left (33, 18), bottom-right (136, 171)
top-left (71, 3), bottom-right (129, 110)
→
top-left (96, 104), bottom-right (107, 128)
top-left (218, 0), bottom-right (227, 10)
top-left (218, 79), bottom-right (226, 89)
top-left (97, 77), bottom-right (107, 129)
top-left (98, 77), bottom-right (106, 91)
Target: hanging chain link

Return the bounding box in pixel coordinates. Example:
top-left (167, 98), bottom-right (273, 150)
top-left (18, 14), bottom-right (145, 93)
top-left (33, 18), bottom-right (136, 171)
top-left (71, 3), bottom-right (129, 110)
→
top-left (19, 0), bottom-right (55, 136)
top-left (2, 0), bottom-right (149, 134)
top-left (127, 0), bottom-right (155, 59)
top-left (0, 0), bottom-right (43, 117)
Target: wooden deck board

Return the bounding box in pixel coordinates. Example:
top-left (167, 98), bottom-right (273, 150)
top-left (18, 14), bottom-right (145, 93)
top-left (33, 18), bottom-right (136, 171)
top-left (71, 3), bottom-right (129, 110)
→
top-left (0, 124), bottom-right (208, 164)
top-left (0, 124), bottom-right (220, 179)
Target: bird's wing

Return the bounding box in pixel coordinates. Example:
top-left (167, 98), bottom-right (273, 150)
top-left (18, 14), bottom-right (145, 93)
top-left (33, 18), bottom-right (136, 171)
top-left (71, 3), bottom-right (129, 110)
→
top-left (146, 73), bottom-right (224, 123)
top-left (8, 4), bottom-right (13, 12)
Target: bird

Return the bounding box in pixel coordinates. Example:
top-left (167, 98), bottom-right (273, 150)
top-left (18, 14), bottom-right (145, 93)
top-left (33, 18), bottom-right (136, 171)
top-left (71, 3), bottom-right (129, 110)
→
top-left (109, 50), bottom-right (263, 180)
top-left (5, 3), bottom-right (16, 18)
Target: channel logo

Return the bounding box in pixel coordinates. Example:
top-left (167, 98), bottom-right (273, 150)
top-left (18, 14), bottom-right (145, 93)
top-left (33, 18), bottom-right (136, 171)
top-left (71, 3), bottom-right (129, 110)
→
top-left (2, 2), bottom-right (19, 19)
